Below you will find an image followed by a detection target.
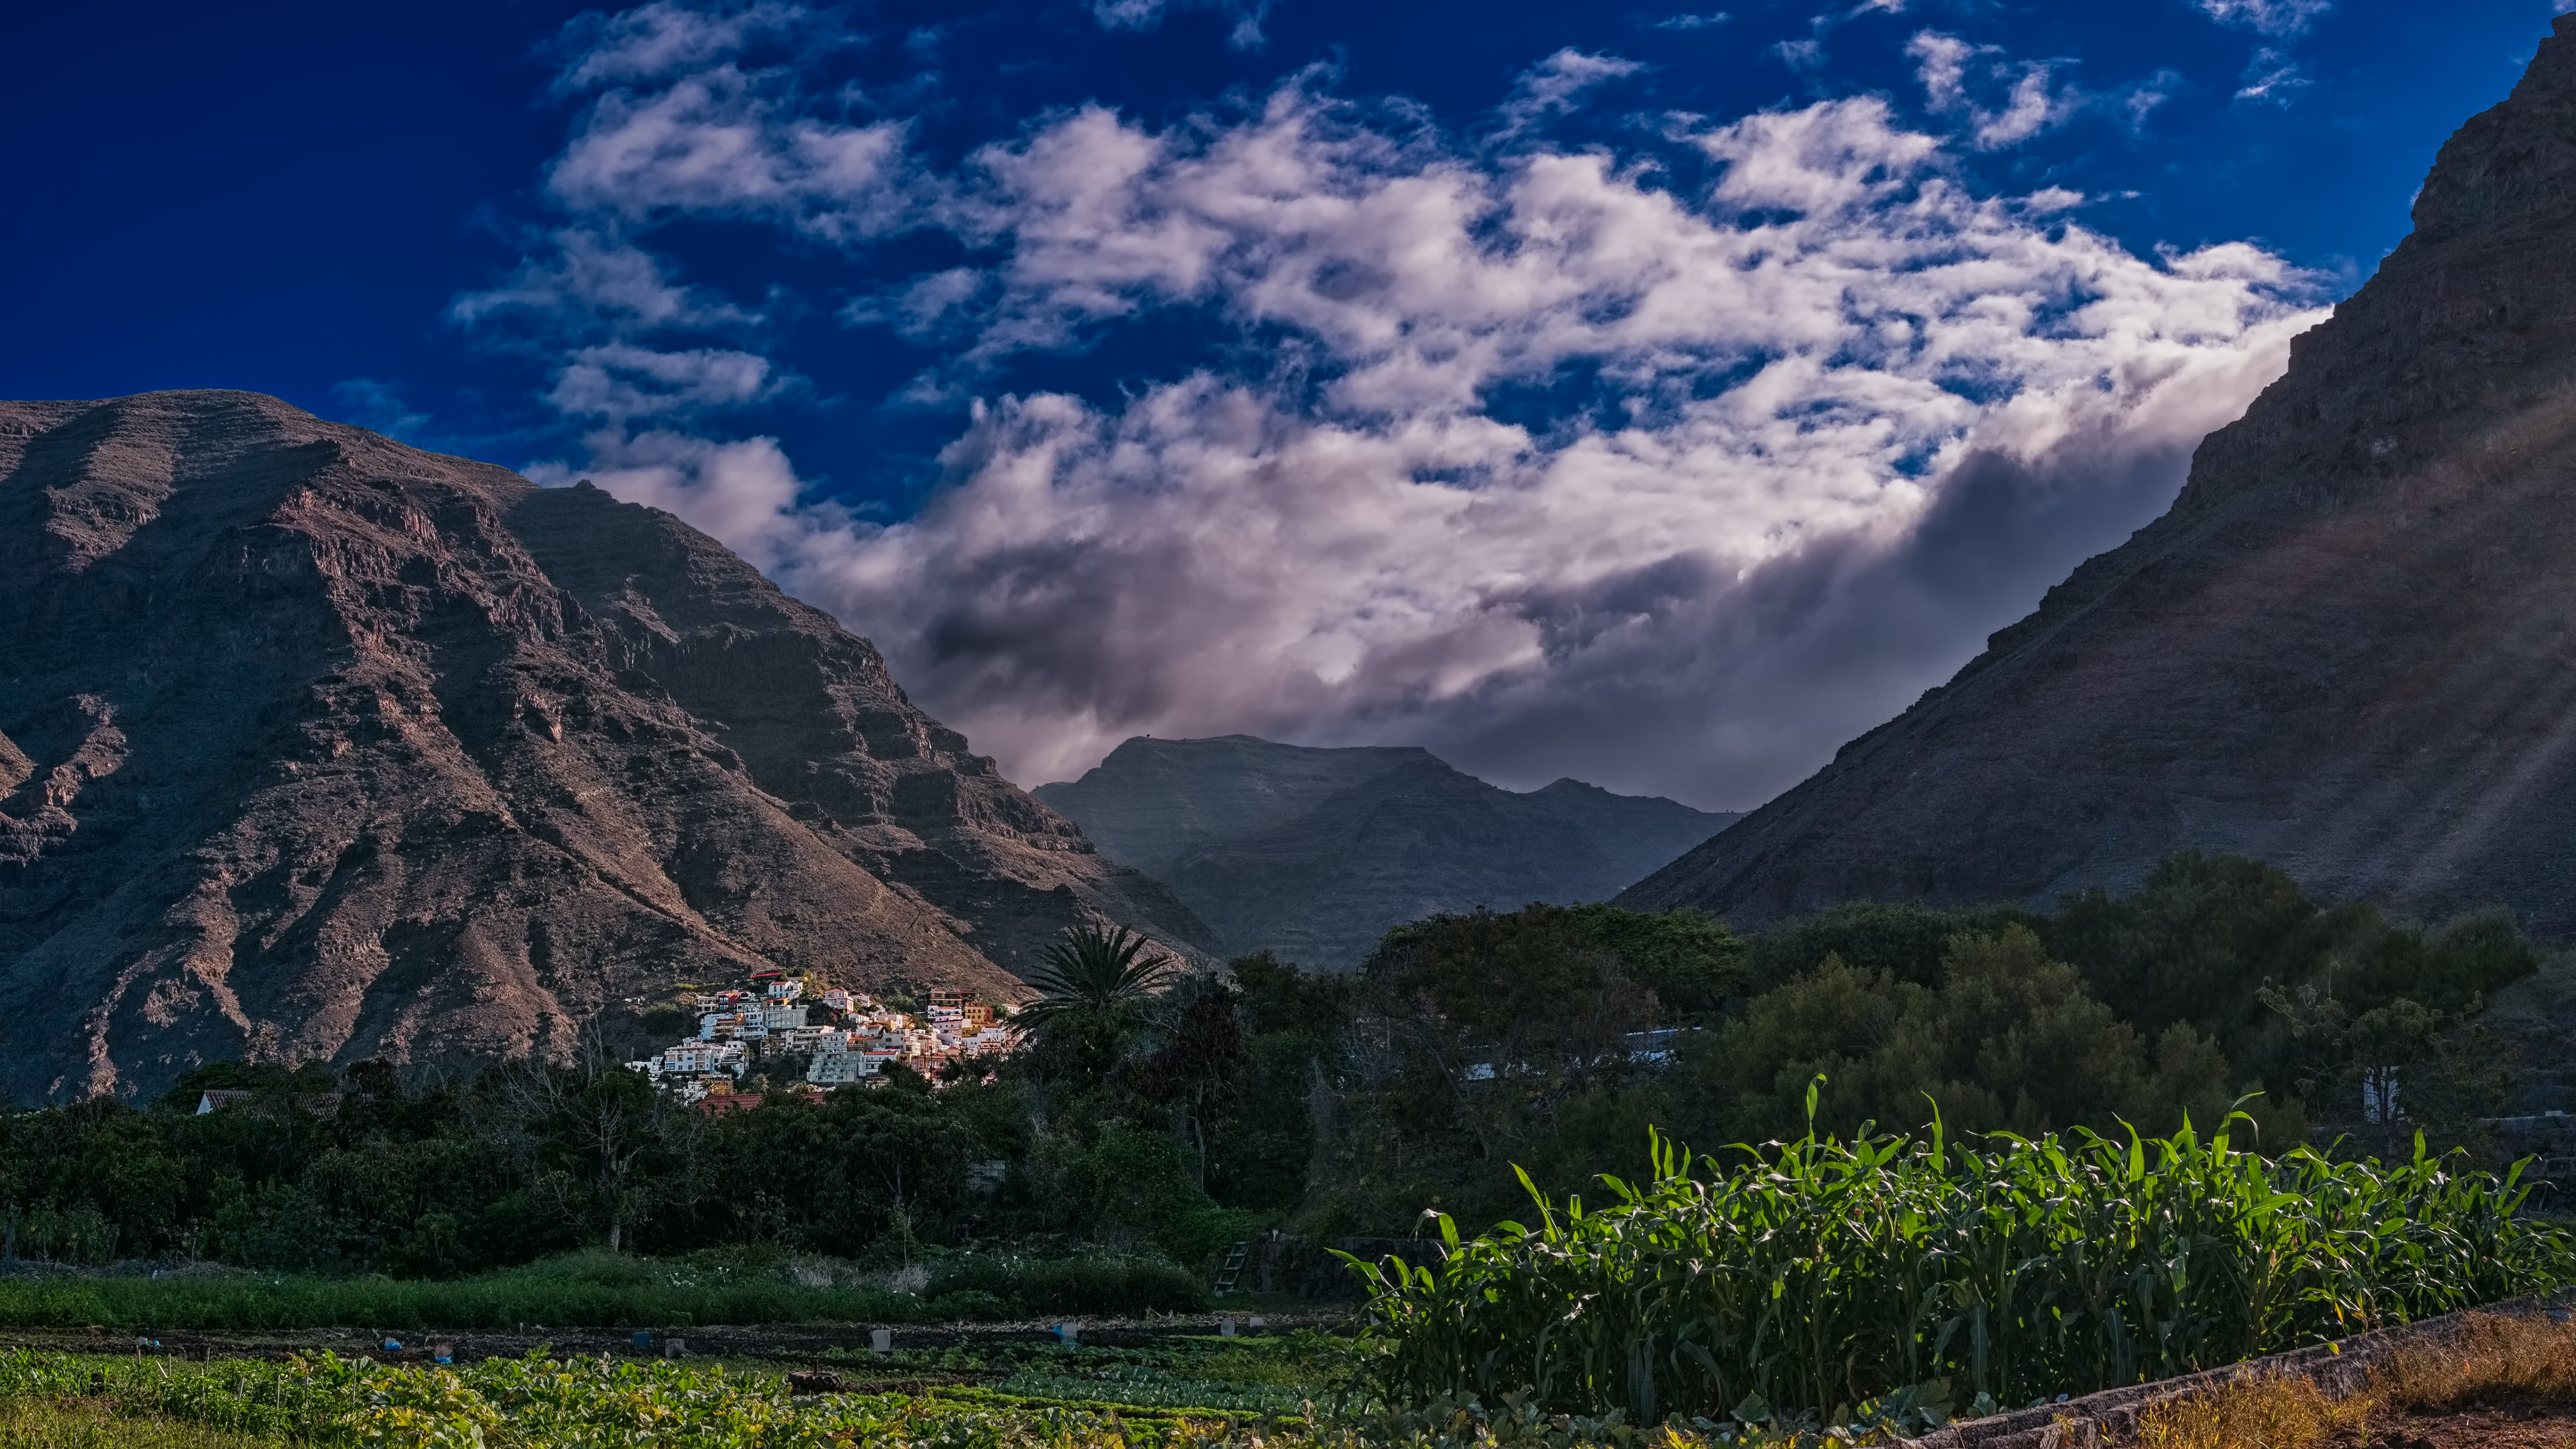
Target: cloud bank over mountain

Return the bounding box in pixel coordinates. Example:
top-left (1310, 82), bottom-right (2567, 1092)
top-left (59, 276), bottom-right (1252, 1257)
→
top-left (460, 1), bottom-right (2325, 809)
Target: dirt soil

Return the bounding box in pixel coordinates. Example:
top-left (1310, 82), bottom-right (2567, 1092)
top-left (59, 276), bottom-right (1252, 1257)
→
top-left (0, 1309), bottom-right (1352, 1372)
top-left (2339, 1397), bottom-right (2576, 1448)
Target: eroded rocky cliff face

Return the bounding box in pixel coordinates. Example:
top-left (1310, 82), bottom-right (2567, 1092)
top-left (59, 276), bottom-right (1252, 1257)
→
top-left (1622, 16), bottom-right (2576, 933)
top-left (0, 390), bottom-right (1210, 1100)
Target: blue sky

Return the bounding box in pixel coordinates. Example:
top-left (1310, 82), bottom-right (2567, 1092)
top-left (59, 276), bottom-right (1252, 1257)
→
top-left (3, 0), bottom-right (2564, 807)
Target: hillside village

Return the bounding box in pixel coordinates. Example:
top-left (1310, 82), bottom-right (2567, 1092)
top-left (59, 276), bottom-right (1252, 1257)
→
top-left (630, 973), bottom-right (1020, 1110)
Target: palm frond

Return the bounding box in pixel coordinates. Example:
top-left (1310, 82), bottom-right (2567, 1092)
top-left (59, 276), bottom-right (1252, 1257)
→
top-left (1019, 923), bottom-right (1180, 1029)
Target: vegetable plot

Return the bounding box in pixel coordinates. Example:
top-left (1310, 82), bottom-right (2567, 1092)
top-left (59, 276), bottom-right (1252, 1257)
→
top-left (0, 1350), bottom-right (1324, 1449)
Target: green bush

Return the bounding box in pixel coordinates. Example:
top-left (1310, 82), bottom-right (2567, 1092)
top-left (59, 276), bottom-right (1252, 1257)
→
top-left (1164, 1205), bottom-right (1260, 1267)
top-left (0, 1248), bottom-right (1203, 1330)
top-left (926, 1254), bottom-right (1206, 1316)
top-left (924, 1289), bottom-right (1012, 1320)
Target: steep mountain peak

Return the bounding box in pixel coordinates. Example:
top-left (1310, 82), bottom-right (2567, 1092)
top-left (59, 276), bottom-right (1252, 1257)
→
top-left (2146, 14), bottom-right (2576, 526)
top-left (1622, 22), bottom-right (2576, 932)
top-left (2412, 14), bottom-right (2576, 240)
top-left (1040, 734), bottom-right (1436, 877)
top-left (0, 391), bottom-right (1208, 1100)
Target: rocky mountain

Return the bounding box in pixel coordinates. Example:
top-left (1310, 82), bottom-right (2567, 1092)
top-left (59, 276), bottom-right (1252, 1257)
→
top-left (1622, 17), bottom-right (2576, 934)
top-left (0, 390), bottom-right (1212, 1101)
top-left (1037, 736), bottom-right (1738, 968)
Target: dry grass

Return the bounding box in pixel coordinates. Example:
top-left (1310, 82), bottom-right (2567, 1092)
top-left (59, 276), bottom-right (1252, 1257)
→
top-left (2133, 1371), bottom-right (2370, 1449)
top-left (2372, 1311), bottom-right (2576, 1413)
top-left (2129, 1311), bottom-right (2576, 1449)
top-left (0, 1398), bottom-right (284, 1447)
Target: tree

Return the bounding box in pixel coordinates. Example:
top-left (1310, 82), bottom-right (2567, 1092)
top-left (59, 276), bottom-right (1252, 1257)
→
top-left (702, 1085), bottom-right (974, 1254)
top-left (1019, 923), bottom-right (1181, 1078)
top-left (478, 1034), bottom-right (699, 1253)
top-left (2048, 851), bottom-right (2324, 1055)
top-left (2259, 982), bottom-right (2508, 1159)
top-left (1216, 953), bottom-right (1351, 1212)
top-left (1747, 900), bottom-right (2041, 994)
top-left (1136, 979), bottom-right (1248, 1190)
top-left (1560, 904), bottom-right (1750, 1018)
top-left (1683, 926), bottom-right (2233, 1144)
top-left (2048, 854), bottom-right (2540, 1100)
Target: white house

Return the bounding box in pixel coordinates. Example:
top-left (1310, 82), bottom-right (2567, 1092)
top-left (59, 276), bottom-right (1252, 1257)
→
top-left (808, 1052), bottom-right (870, 1086)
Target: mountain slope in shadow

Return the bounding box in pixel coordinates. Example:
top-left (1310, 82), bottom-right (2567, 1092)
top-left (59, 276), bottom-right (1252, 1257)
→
top-left (1621, 17), bottom-right (2576, 934)
top-left (1040, 736), bottom-right (1737, 968)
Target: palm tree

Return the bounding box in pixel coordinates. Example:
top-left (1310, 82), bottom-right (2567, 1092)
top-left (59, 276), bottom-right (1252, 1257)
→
top-left (1018, 923), bottom-right (1180, 1048)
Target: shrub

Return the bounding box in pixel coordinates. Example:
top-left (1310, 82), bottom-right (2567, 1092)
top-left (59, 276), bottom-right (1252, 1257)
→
top-left (0, 1247), bottom-right (1205, 1330)
top-left (927, 1254), bottom-right (1206, 1316)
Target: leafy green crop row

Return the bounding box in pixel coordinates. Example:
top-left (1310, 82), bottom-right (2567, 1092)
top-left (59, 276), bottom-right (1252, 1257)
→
top-left (1350, 1105), bottom-right (2576, 1423)
top-left (0, 1347), bottom-right (1930, 1449)
top-left (0, 1350), bottom-right (1293, 1449)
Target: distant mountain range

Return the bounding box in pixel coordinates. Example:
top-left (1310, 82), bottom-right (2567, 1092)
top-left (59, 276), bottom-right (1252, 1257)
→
top-left (0, 391), bottom-right (1209, 1101)
top-left (1623, 17), bottom-right (2576, 935)
top-left (1037, 736), bottom-right (1738, 968)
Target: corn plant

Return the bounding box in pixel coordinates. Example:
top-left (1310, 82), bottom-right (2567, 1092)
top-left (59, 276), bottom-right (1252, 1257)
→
top-left (1346, 1097), bottom-right (2576, 1422)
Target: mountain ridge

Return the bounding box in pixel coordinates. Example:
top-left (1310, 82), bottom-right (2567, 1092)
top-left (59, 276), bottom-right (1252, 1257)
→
top-left (1040, 735), bottom-right (1737, 968)
top-left (1620, 16), bottom-right (2576, 932)
top-left (0, 390), bottom-right (1209, 1100)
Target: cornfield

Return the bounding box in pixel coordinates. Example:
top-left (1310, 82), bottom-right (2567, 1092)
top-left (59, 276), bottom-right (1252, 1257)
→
top-left (1349, 1102), bottom-right (2576, 1424)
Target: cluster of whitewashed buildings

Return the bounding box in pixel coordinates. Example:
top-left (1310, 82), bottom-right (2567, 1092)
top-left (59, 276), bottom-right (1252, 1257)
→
top-left (630, 976), bottom-right (1019, 1106)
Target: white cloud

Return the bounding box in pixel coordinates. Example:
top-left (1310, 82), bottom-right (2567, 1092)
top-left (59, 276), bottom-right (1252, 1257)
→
top-left (479, 13), bottom-right (2325, 807)
top-left (548, 66), bottom-right (915, 239)
top-left (2235, 48), bottom-right (2312, 104)
top-left (451, 231), bottom-right (786, 429)
top-left (2194, 0), bottom-right (2331, 37)
top-left (1651, 13), bottom-right (1729, 31)
top-left (553, 0), bottom-right (809, 92)
top-left (548, 342), bottom-right (785, 421)
top-left (529, 429), bottom-right (810, 569)
top-left (452, 229), bottom-right (758, 334)
top-left (1088, 0), bottom-right (1271, 50)
top-left (1908, 31), bottom-right (1978, 112)
top-left (1906, 31), bottom-right (2105, 150)
top-left (1973, 68), bottom-right (2068, 147)
top-left (1774, 37), bottom-right (1827, 72)
top-left (1497, 50), bottom-right (1645, 136)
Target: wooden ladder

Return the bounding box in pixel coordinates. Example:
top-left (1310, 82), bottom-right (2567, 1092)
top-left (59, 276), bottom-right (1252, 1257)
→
top-left (1213, 1240), bottom-right (1250, 1296)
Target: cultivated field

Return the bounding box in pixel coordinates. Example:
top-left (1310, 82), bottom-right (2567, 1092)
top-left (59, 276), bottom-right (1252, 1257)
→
top-left (1359, 1111), bottom-right (2575, 1426)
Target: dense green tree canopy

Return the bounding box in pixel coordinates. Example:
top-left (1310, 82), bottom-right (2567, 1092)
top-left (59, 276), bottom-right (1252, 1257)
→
top-left (0, 857), bottom-right (2546, 1274)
